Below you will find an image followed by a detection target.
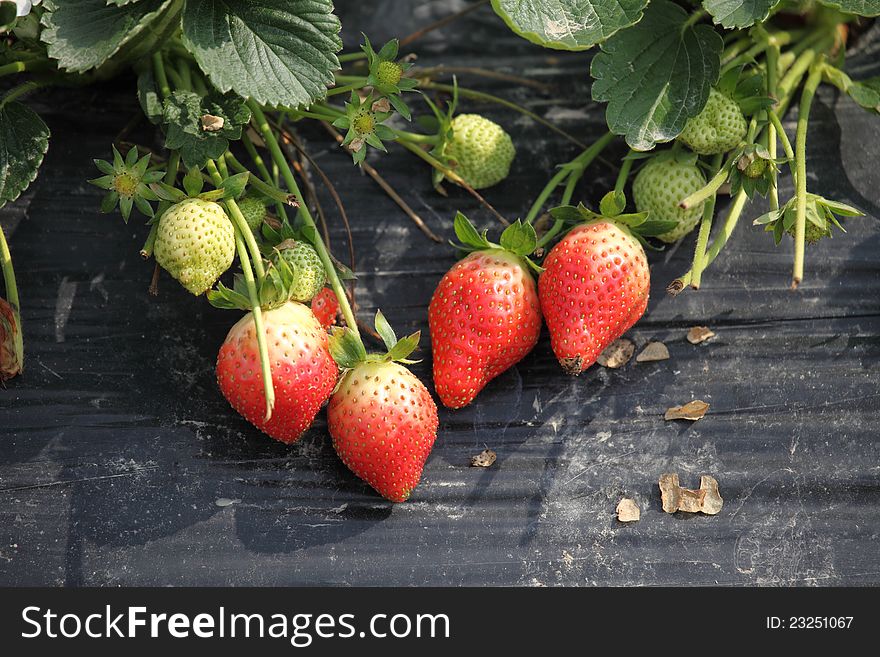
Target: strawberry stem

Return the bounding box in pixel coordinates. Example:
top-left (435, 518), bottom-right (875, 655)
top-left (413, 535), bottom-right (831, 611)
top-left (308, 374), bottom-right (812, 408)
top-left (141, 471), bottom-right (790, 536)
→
top-left (766, 41), bottom-right (781, 212)
top-left (690, 153), bottom-right (723, 289)
top-left (206, 160), bottom-right (275, 421)
top-left (526, 132), bottom-right (615, 227)
top-left (140, 151), bottom-right (180, 258)
top-left (613, 151), bottom-right (635, 196)
top-left (668, 189), bottom-right (749, 294)
top-left (792, 57), bottom-right (825, 289)
top-left (247, 99), bottom-right (363, 344)
top-left (206, 159), bottom-right (266, 281)
top-left (766, 110), bottom-right (796, 184)
top-left (239, 133), bottom-right (288, 222)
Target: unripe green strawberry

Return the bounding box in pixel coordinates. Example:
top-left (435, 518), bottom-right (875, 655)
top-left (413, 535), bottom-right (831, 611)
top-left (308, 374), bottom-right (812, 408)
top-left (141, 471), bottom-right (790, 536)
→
top-left (236, 196), bottom-right (267, 234)
top-left (785, 220), bottom-right (830, 244)
top-left (446, 114), bottom-right (515, 189)
top-left (328, 360), bottom-right (438, 502)
top-left (153, 198), bottom-right (235, 295)
top-left (376, 60), bottom-right (403, 87)
top-left (632, 157), bottom-right (706, 243)
top-left (275, 241), bottom-right (326, 302)
top-left (678, 89), bottom-right (747, 155)
top-left (743, 158), bottom-right (768, 179)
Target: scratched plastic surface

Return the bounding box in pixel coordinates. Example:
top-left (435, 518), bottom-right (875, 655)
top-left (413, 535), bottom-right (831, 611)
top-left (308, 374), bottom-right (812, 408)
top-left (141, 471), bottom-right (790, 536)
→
top-left (1, 4), bottom-right (878, 585)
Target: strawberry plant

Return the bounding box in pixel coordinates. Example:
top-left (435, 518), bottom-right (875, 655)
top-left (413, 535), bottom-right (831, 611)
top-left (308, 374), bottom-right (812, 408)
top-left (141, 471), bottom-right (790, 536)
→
top-left (0, 0), bottom-right (878, 504)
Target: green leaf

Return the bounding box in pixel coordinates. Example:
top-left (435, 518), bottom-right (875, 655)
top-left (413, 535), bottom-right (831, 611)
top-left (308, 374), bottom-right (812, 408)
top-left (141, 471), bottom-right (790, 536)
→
top-left (548, 205), bottom-right (586, 224)
top-left (374, 310), bottom-right (398, 352)
top-left (1, 3), bottom-right (18, 31)
top-left (499, 219), bottom-right (537, 257)
top-left (181, 0), bottom-right (342, 109)
top-left (40, 0), bottom-right (172, 73)
top-left (591, 0), bottom-right (723, 151)
top-left (815, 0), bottom-right (880, 16)
top-left (490, 0), bottom-right (648, 51)
top-left (163, 91), bottom-right (251, 169)
top-left (0, 101), bottom-right (50, 209)
top-left (453, 212), bottom-right (493, 250)
top-left (702, 0), bottom-right (777, 29)
top-left (182, 167), bottom-right (204, 197)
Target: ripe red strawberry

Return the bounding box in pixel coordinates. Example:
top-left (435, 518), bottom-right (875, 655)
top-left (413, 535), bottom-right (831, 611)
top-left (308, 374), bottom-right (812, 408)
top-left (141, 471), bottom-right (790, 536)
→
top-left (310, 287), bottom-right (339, 329)
top-left (216, 301), bottom-right (338, 443)
top-left (539, 221), bottom-right (650, 375)
top-left (327, 313), bottom-right (438, 502)
top-left (429, 248), bottom-right (541, 409)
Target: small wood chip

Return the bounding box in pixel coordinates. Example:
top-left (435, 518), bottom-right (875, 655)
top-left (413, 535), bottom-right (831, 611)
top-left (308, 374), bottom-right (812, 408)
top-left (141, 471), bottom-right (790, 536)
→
top-left (687, 326), bottom-right (715, 344)
top-left (596, 338), bottom-right (635, 368)
top-left (659, 474), bottom-right (723, 515)
top-left (635, 341), bottom-right (670, 363)
top-left (616, 498), bottom-right (640, 522)
top-left (664, 400), bottom-right (709, 421)
top-left (201, 114), bottom-right (225, 132)
top-left (470, 449), bottom-right (497, 468)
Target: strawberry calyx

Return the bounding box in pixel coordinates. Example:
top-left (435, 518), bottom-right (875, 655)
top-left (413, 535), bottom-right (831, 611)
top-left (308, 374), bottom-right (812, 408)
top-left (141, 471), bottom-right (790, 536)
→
top-left (753, 193), bottom-right (863, 245)
top-left (729, 143), bottom-right (786, 198)
top-left (550, 190), bottom-right (679, 250)
top-left (360, 35), bottom-right (418, 117)
top-left (331, 91), bottom-right (395, 165)
top-left (451, 212), bottom-right (542, 274)
top-left (90, 145), bottom-right (165, 223)
top-left (329, 311), bottom-right (421, 373)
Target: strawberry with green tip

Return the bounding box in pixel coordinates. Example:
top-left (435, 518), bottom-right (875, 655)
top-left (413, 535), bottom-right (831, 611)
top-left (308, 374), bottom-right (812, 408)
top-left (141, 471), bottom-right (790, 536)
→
top-left (216, 301), bottom-right (338, 444)
top-left (153, 197), bottom-right (235, 295)
top-left (539, 215), bottom-right (650, 375)
top-left (446, 114), bottom-right (516, 189)
top-left (632, 153), bottom-right (706, 243)
top-left (328, 313), bottom-right (438, 502)
top-left (429, 214), bottom-right (541, 408)
top-left (274, 239), bottom-right (326, 302)
top-left (678, 88), bottom-right (747, 155)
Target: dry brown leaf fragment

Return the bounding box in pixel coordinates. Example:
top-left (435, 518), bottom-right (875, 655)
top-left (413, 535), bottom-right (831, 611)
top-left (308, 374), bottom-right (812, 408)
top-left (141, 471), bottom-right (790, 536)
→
top-left (636, 341), bottom-right (670, 363)
top-left (664, 400), bottom-right (709, 421)
top-left (470, 449), bottom-right (497, 468)
top-left (687, 326), bottom-right (715, 344)
top-left (597, 338), bottom-right (635, 368)
top-left (200, 114), bottom-right (225, 132)
top-left (616, 498), bottom-right (640, 522)
top-left (659, 473), bottom-right (723, 515)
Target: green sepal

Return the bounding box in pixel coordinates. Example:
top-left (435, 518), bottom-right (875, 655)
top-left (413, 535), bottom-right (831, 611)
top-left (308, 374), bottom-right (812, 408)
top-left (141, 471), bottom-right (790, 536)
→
top-left (374, 310), bottom-right (398, 351)
top-left (385, 331), bottom-right (420, 363)
top-left (208, 279), bottom-right (252, 311)
top-left (150, 182), bottom-right (188, 203)
top-left (499, 219), bottom-right (537, 257)
top-left (218, 172), bottom-right (249, 200)
top-left (183, 167), bottom-right (204, 198)
top-left (196, 189), bottom-right (226, 202)
top-left (330, 326), bottom-right (368, 370)
top-left (452, 212), bottom-right (494, 251)
top-left (599, 190), bottom-right (626, 217)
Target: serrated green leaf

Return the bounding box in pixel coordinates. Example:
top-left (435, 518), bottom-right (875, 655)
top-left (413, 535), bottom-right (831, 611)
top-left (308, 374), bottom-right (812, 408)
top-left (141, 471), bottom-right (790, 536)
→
top-left (374, 310), bottom-right (397, 351)
top-left (591, 0), bottom-right (723, 151)
top-left (181, 0), bottom-right (342, 109)
top-left (816, 0), bottom-right (880, 16)
top-left (499, 220), bottom-right (537, 256)
top-left (163, 90), bottom-right (250, 169)
top-left (490, 0), bottom-right (648, 51)
top-left (702, 0), bottom-right (776, 29)
top-left (0, 101), bottom-right (50, 209)
top-left (40, 0), bottom-right (172, 73)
